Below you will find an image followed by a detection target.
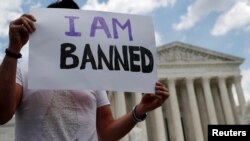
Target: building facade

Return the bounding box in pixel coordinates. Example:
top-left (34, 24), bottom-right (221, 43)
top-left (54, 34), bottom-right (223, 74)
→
top-left (108, 41), bottom-right (246, 141)
top-left (0, 41), bottom-right (246, 141)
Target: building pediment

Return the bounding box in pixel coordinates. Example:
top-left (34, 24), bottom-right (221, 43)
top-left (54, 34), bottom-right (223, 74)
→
top-left (157, 41), bottom-right (244, 64)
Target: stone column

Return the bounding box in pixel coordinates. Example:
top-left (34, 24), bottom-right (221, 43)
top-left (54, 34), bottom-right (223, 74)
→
top-left (114, 92), bottom-right (129, 141)
top-left (201, 77), bottom-right (218, 124)
top-left (167, 78), bottom-right (184, 141)
top-left (227, 81), bottom-right (239, 123)
top-left (134, 93), bottom-right (148, 141)
top-left (211, 83), bottom-right (225, 124)
top-left (218, 77), bottom-right (235, 124)
top-left (186, 77), bottom-right (204, 141)
top-left (233, 75), bottom-right (246, 114)
top-left (152, 107), bottom-right (167, 141)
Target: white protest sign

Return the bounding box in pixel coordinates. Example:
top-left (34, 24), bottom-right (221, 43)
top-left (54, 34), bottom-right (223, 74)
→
top-left (29, 8), bottom-right (157, 93)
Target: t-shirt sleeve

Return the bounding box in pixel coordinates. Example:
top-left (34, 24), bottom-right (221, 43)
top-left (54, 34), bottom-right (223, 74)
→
top-left (95, 90), bottom-right (110, 108)
top-left (16, 66), bottom-right (23, 86)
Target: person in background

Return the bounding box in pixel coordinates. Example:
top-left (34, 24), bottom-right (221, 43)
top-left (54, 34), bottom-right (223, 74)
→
top-left (0, 0), bottom-right (169, 141)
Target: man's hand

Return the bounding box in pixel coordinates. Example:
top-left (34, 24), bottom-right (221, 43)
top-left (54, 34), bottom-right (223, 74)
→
top-left (136, 82), bottom-right (169, 117)
top-left (8, 14), bottom-right (36, 53)
top-left (97, 82), bottom-right (169, 140)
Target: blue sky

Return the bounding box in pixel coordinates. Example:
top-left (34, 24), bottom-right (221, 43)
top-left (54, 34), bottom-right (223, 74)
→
top-left (0, 0), bottom-right (250, 100)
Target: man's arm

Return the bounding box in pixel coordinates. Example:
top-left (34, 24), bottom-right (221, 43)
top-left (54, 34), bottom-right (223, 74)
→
top-left (97, 82), bottom-right (169, 141)
top-left (0, 57), bottom-right (23, 124)
top-left (96, 105), bottom-right (136, 141)
top-left (0, 14), bottom-right (36, 125)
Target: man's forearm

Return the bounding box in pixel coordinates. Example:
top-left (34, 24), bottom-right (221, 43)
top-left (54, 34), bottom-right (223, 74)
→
top-left (100, 111), bottom-right (137, 141)
top-left (0, 55), bottom-right (18, 124)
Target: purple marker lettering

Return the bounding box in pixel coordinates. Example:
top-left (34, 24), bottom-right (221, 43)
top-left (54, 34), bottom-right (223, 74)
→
top-left (112, 18), bottom-right (133, 41)
top-left (90, 17), bottom-right (112, 38)
top-left (65, 16), bottom-right (81, 37)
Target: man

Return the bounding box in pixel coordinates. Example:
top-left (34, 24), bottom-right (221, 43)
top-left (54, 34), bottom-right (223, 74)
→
top-left (0, 0), bottom-right (169, 141)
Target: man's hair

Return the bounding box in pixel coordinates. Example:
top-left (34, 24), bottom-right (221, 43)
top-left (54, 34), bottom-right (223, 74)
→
top-left (47, 0), bottom-right (79, 9)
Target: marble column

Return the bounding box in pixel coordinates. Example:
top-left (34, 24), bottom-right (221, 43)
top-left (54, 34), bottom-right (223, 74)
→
top-left (227, 81), bottom-right (239, 123)
top-left (186, 77), bottom-right (204, 141)
top-left (218, 77), bottom-right (235, 124)
top-left (201, 77), bottom-right (218, 124)
top-left (167, 78), bottom-right (184, 141)
top-left (234, 75), bottom-right (246, 114)
top-left (211, 83), bottom-right (225, 124)
top-left (114, 92), bottom-right (129, 141)
top-left (134, 93), bottom-right (148, 141)
top-left (152, 107), bottom-right (167, 141)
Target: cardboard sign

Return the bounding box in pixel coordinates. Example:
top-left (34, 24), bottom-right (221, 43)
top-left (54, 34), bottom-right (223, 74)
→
top-left (29, 8), bottom-right (157, 93)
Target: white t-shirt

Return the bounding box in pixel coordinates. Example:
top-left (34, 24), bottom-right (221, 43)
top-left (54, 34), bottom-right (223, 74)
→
top-left (15, 66), bottom-right (110, 141)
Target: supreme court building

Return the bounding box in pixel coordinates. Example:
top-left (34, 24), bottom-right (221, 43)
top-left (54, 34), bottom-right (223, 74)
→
top-left (0, 41), bottom-right (246, 141)
top-left (108, 41), bottom-right (246, 141)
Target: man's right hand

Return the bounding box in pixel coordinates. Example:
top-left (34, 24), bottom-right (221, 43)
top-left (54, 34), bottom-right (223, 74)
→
top-left (8, 14), bottom-right (36, 53)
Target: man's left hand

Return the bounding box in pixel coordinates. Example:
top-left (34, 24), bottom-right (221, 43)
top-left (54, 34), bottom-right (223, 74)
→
top-left (135, 82), bottom-right (169, 117)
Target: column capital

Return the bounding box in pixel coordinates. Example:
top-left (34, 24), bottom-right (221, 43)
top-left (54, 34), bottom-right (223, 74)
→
top-left (233, 75), bottom-right (242, 82)
top-left (201, 76), bottom-right (212, 81)
top-left (166, 77), bottom-right (176, 83)
top-left (185, 77), bottom-right (196, 85)
top-left (185, 77), bottom-right (195, 81)
top-left (217, 76), bottom-right (230, 82)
